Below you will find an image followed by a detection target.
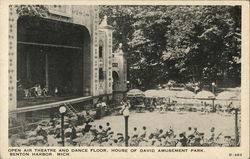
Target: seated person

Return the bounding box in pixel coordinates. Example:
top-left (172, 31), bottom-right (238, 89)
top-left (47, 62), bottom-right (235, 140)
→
top-left (131, 127), bottom-right (139, 139)
top-left (54, 87), bottom-right (60, 96)
top-left (82, 122), bottom-right (92, 136)
top-left (42, 87), bottom-right (49, 96)
top-left (31, 84), bottom-right (43, 97)
top-left (178, 133), bottom-right (188, 146)
top-left (36, 124), bottom-right (48, 142)
top-left (139, 126), bottom-right (147, 139)
top-left (104, 122), bottom-right (111, 133)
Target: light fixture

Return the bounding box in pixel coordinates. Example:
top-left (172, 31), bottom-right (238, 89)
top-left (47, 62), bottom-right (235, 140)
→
top-left (59, 105), bottom-right (67, 114)
top-left (123, 108), bottom-right (130, 117)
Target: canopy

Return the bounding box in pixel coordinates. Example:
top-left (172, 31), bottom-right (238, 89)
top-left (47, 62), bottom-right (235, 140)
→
top-left (144, 89), bottom-right (178, 98)
top-left (126, 89), bottom-right (145, 97)
top-left (215, 91), bottom-right (241, 108)
top-left (176, 90), bottom-right (195, 99)
top-left (216, 91), bottom-right (240, 101)
top-left (144, 89), bottom-right (159, 98)
top-left (195, 91), bottom-right (215, 100)
top-left (160, 89), bottom-right (178, 98)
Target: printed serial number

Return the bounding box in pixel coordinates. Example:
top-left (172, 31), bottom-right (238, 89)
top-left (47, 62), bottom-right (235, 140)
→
top-left (229, 153), bottom-right (242, 157)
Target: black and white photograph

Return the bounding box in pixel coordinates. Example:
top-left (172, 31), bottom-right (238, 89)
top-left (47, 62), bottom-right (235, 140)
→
top-left (7, 4), bottom-right (243, 148)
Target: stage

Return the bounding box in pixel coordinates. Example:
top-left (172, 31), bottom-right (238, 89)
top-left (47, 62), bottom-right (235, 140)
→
top-left (11, 96), bottom-right (92, 114)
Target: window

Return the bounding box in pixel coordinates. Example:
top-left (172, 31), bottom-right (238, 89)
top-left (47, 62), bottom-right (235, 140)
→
top-left (99, 40), bottom-right (104, 58)
top-left (99, 46), bottom-right (103, 58)
top-left (99, 68), bottom-right (104, 80)
top-left (112, 63), bottom-right (118, 67)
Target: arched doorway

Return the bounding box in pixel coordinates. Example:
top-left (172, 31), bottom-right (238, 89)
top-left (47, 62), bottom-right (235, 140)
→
top-left (112, 71), bottom-right (119, 91)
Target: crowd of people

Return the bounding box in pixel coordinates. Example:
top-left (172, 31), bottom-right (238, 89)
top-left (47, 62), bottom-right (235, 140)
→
top-left (9, 96), bottom-right (239, 147)
top-left (10, 109), bottom-right (237, 147)
top-left (72, 124), bottom-right (236, 147)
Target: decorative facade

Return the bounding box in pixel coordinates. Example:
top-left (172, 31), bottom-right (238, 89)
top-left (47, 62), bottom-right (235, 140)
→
top-left (8, 5), bottom-right (127, 119)
top-left (112, 44), bottom-right (128, 101)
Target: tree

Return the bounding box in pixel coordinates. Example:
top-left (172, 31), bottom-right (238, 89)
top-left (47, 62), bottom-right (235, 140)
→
top-left (100, 5), bottom-right (241, 89)
top-left (14, 5), bottom-right (48, 17)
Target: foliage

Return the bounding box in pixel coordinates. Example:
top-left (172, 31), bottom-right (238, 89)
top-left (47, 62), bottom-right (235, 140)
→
top-left (13, 5), bottom-right (241, 89)
top-left (14, 5), bottom-right (48, 17)
top-left (100, 5), bottom-right (241, 89)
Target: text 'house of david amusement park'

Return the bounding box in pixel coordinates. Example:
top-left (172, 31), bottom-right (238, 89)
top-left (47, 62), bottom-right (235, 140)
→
top-left (9, 5), bottom-right (241, 147)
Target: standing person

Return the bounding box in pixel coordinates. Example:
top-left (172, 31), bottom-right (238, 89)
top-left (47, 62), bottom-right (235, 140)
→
top-left (126, 100), bottom-right (131, 109)
top-left (54, 87), bottom-right (59, 96)
top-left (71, 125), bottom-right (77, 140)
top-left (120, 99), bottom-right (129, 115)
top-left (153, 98), bottom-right (157, 108)
top-left (101, 100), bottom-right (110, 116)
top-left (194, 85), bottom-right (199, 94)
top-left (95, 101), bottom-right (102, 119)
top-left (193, 127), bottom-right (199, 137)
top-left (76, 113), bottom-right (84, 126)
top-left (101, 100), bottom-right (107, 106)
top-left (85, 111), bottom-right (94, 123)
top-left (167, 81), bottom-right (172, 90)
top-left (209, 127), bottom-right (215, 142)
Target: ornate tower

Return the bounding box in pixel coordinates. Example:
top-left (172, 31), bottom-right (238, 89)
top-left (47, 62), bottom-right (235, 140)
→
top-left (112, 43), bottom-right (128, 102)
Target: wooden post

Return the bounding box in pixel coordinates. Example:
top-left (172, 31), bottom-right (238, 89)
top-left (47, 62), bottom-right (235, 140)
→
top-left (235, 109), bottom-right (239, 146)
top-left (61, 113), bottom-right (65, 146)
top-left (26, 52), bottom-right (30, 81)
top-left (45, 53), bottom-right (49, 89)
top-left (124, 116), bottom-right (129, 147)
top-left (212, 99), bottom-right (215, 111)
